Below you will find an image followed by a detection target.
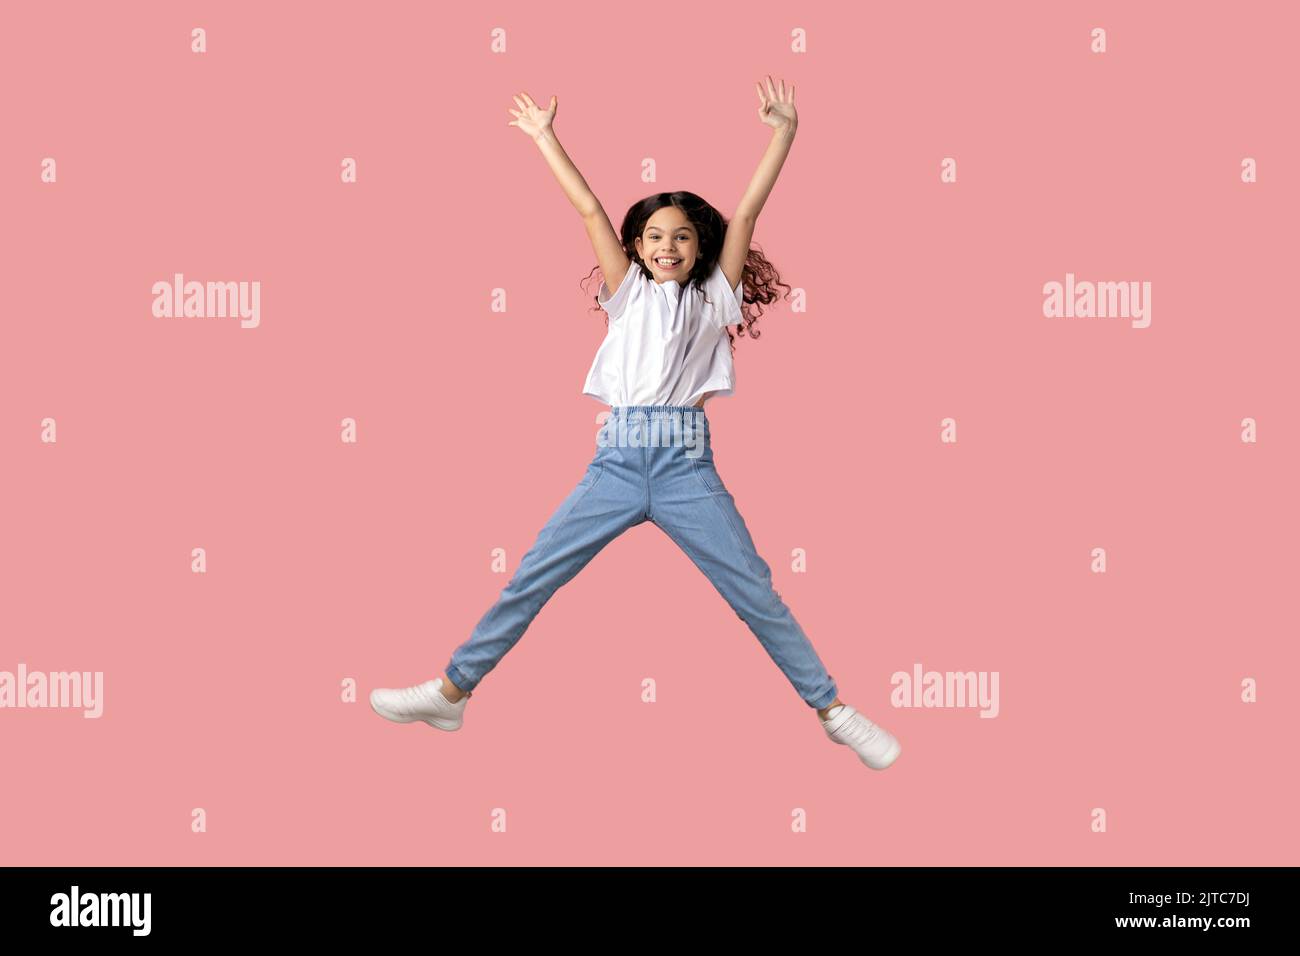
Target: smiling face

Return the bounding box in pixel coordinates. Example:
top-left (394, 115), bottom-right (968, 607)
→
top-left (634, 207), bottom-right (698, 284)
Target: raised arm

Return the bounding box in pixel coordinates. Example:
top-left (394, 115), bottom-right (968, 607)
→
top-left (507, 91), bottom-right (631, 295)
top-left (719, 75), bottom-right (799, 290)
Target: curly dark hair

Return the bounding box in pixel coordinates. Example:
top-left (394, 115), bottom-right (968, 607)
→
top-left (581, 191), bottom-right (791, 349)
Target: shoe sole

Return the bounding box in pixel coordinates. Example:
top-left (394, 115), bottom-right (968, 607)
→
top-left (369, 696), bottom-right (462, 732)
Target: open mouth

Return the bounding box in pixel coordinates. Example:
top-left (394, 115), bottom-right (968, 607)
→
top-left (655, 258), bottom-right (682, 270)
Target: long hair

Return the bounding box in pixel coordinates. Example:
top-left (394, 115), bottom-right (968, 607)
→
top-left (581, 191), bottom-right (791, 349)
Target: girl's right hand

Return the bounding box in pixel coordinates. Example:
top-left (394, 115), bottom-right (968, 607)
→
top-left (507, 91), bottom-right (557, 139)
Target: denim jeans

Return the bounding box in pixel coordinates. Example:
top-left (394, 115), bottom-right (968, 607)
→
top-left (444, 404), bottom-right (839, 710)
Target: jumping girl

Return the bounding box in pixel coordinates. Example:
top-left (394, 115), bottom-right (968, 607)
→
top-left (371, 76), bottom-right (901, 770)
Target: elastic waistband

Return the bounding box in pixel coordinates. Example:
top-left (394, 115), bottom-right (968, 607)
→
top-left (598, 405), bottom-right (710, 448)
top-left (606, 404), bottom-right (709, 420)
top-left (604, 405), bottom-right (710, 431)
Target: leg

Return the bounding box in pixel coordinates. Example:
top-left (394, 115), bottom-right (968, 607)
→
top-left (439, 675), bottom-right (469, 702)
top-left (816, 697), bottom-right (845, 719)
top-left (650, 445), bottom-right (839, 711)
top-left (444, 449), bottom-right (640, 694)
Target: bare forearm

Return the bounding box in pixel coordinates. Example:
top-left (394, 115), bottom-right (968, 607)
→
top-left (735, 123), bottom-right (798, 221)
top-left (532, 127), bottom-right (600, 218)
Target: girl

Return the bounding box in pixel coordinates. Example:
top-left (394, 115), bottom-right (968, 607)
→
top-left (371, 76), bottom-right (901, 770)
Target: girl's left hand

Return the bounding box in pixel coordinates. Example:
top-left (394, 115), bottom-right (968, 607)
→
top-left (756, 74), bottom-right (797, 131)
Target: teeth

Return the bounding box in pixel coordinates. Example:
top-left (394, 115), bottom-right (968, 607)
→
top-left (657, 258), bottom-right (680, 265)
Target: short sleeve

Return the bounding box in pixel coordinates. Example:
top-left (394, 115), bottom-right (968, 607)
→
top-left (707, 261), bottom-right (745, 327)
top-left (597, 261), bottom-right (639, 322)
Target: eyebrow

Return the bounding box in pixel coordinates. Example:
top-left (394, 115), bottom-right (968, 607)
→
top-left (646, 225), bottom-right (693, 232)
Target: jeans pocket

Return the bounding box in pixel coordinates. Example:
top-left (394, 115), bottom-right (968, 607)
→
top-left (578, 460), bottom-right (605, 489)
top-left (689, 454), bottom-right (725, 495)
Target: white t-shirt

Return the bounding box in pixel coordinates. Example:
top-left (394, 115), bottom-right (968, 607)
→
top-left (582, 260), bottom-right (745, 408)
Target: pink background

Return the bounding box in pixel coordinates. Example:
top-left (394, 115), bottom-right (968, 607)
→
top-left (2, 1), bottom-right (1297, 866)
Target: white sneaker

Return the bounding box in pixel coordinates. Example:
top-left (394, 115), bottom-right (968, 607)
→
top-left (821, 704), bottom-right (901, 770)
top-left (369, 677), bottom-right (469, 732)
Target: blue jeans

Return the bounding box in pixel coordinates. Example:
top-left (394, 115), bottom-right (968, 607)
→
top-left (444, 404), bottom-right (839, 710)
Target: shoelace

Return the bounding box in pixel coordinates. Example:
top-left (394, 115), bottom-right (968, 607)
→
top-left (833, 710), bottom-right (880, 746)
top-left (396, 684), bottom-right (433, 712)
